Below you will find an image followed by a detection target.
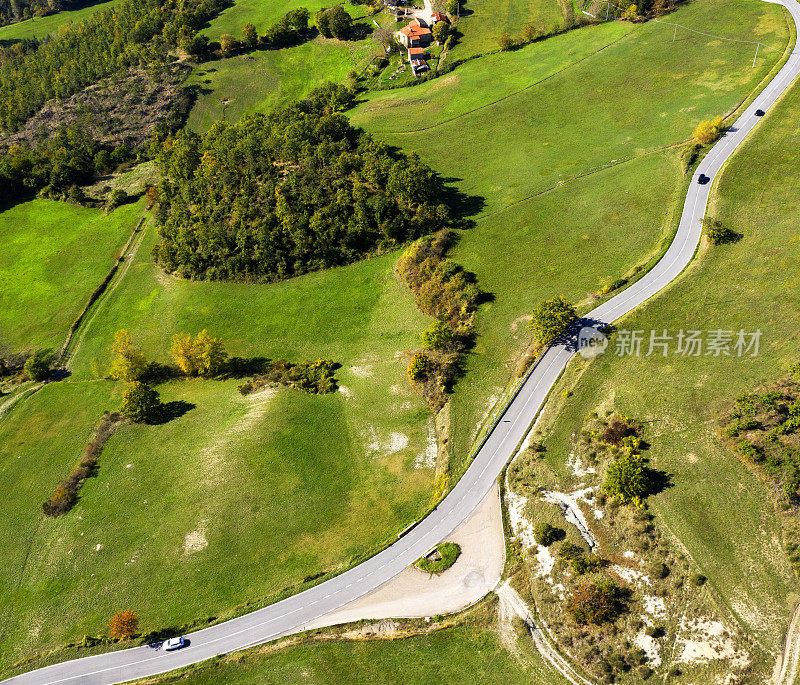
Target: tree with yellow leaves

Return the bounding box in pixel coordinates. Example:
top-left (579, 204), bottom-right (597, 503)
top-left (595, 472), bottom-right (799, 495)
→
top-left (693, 115), bottom-right (725, 145)
top-left (170, 330), bottom-right (228, 377)
top-left (193, 329), bottom-right (228, 377)
top-left (108, 329), bottom-right (148, 382)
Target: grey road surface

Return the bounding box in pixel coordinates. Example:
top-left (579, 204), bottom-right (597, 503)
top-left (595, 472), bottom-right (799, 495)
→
top-left (7, 2), bottom-right (800, 681)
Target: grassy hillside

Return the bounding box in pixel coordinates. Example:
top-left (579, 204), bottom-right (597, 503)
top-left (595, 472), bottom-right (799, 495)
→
top-left (186, 2), bottom-right (382, 131)
top-left (454, 0), bottom-right (565, 58)
top-left (0, 198), bottom-right (143, 351)
top-left (128, 603), bottom-right (569, 685)
top-left (0, 214), bottom-right (439, 669)
top-left (531, 25), bottom-right (800, 654)
top-left (0, 0), bottom-right (121, 41)
top-left (351, 0), bottom-right (791, 474)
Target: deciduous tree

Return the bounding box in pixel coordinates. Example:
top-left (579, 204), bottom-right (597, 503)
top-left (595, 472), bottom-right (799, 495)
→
top-left (109, 610), bottom-right (139, 639)
top-left (109, 330), bottom-right (148, 382)
top-left (121, 382), bottom-right (161, 423)
top-left (242, 22), bottom-right (258, 49)
top-left (529, 296), bottom-right (577, 346)
top-left (693, 115), bottom-right (724, 145)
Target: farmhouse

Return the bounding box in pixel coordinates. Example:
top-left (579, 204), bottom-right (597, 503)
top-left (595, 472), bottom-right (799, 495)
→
top-left (397, 18), bottom-right (433, 48)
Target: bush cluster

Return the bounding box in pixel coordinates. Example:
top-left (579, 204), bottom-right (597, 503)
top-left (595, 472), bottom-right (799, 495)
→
top-left (42, 412), bottom-right (122, 517)
top-left (238, 359), bottom-right (338, 395)
top-left (153, 84), bottom-right (450, 282)
top-left (415, 542), bottom-right (461, 574)
top-left (397, 231), bottom-right (479, 410)
top-left (565, 578), bottom-right (624, 625)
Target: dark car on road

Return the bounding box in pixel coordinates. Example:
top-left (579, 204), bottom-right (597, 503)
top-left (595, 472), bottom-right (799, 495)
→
top-left (697, 173), bottom-right (710, 185)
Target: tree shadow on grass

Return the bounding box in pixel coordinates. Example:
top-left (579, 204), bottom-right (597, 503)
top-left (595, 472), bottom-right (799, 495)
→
top-left (149, 401), bottom-right (195, 425)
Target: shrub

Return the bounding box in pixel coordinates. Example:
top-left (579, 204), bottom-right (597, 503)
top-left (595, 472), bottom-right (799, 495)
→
top-left (420, 321), bottom-right (456, 350)
top-left (24, 350), bottom-right (51, 381)
top-left (109, 610), bottom-right (139, 640)
top-left (529, 296), bottom-right (577, 346)
top-left (558, 541), bottom-right (583, 559)
top-left (693, 115), bottom-right (725, 145)
top-left (407, 352), bottom-right (429, 383)
top-left (571, 553), bottom-right (603, 575)
top-left (121, 382), bottom-right (161, 423)
top-left (651, 561), bottom-right (670, 579)
top-left (105, 188), bottom-right (128, 212)
top-left (602, 415), bottom-right (638, 446)
top-left (415, 542), bottom-right (461, 574)
top-left (701, 218), bottom-right (740, 245)
top-left (498, 33), bottom-right (515, 51)
top-left (220, 33), bottom-right (238, 55)
top-left (238, 359), bottom-right (338, 395)
top-left (602, 453), bottom-right (650, 505)
top-left (43, 412), bottom-right (121, 516)
top-left (690, 572), bottom-right (707, 586)
top-left (566, 578), bottom-right (623, 625)
top-left (533, 522), bottom-right (564, 546)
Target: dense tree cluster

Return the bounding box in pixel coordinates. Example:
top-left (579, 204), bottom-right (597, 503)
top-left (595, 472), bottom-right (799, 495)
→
top-left (0, 0), bottom-right (75, 27)
top-left (263, 7), bottom-right (309, 47)
top-left (314, 5), bottom-right (352, 40)
top-left (152, 84), bottom-right (449, 282)
top-left (0, 0), bottom-right (226, 131)
top-left (0, 122), bottom-right (136, 203)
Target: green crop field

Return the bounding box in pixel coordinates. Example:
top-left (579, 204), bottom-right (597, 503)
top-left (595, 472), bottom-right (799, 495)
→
top-left (0, 198), bottom-right (143, 352)
top-left (533, 45), bottom-right (800, 653)
top-left (351, 0), bottom-right (791, 474)
top-left (0, 0), bottom-right (122, 41)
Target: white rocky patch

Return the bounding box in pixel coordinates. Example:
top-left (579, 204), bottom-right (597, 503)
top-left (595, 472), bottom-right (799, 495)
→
top-left (338, 385), bottom-right (352, 399)
top-left (566, 450), bottom-right (596, 477)
top-left (623, 550), bottom-right (635, 559)
top-left (611, 564), bottom-right (651, 586)
top-left (350, 364), bottom-right (374, 378)
top-left (643, 594), bottom-right (667, 619)
top-left (182, 523), bottom-right (208, 555)
top-left (676, 618), bottom-right (747, 667)
top-left (634, 630), bottom-right (662, 667)
top-left (413, 421), bottom-right (437, 469)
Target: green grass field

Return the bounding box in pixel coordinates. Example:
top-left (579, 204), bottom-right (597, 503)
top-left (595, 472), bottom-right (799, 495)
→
top-left (351, 0), bottom-right (791, 474)
top-left (454, 0), bottom-right (565, 58)
top-left (0, 213), bottom-right (439, 669)
top-left (186, 1), bottom-right (384, 131)
top-left (0, 198), bottom-right (143, 352)
top-left (530, 38), bottom-right (800, 654)
top-left (0, 0), bottom-right (121, 41)
top-left (129, 601), bottom-right (570, 685)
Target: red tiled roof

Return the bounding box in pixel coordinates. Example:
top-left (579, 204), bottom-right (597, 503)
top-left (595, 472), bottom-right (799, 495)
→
top-left (431, 12), bottom-right (448, 22)
top-left (408, 47), bottom-right (425, 55)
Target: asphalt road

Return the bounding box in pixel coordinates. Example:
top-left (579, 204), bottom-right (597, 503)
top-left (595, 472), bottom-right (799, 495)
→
top-left (7, 2), bottom-right (800, 681)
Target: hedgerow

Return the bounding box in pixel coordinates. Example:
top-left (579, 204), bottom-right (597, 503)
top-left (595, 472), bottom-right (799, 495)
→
top-left (42, 412), bottom-right (123, 517)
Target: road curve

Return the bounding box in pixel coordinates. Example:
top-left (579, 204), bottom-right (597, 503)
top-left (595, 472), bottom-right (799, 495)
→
top-left (7, 3), bottom-right (800, 682)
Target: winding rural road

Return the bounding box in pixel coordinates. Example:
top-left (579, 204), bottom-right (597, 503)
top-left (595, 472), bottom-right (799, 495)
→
top-left (7, 1), bottom-right (800, 682)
